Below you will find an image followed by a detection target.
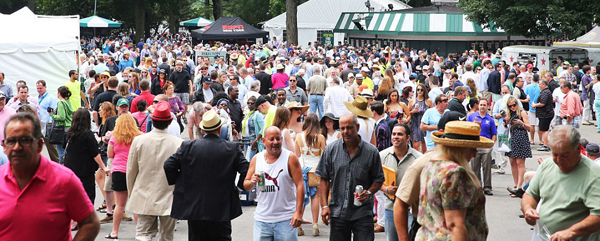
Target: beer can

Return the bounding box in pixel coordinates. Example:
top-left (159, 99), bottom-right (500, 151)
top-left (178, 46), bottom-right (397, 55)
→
top-left (257, 171), bottom-right (266, 191)
top-left (354, 185), bottom-right (364, 206)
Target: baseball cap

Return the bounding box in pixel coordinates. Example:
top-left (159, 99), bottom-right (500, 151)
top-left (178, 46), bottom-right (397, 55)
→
top-left (586, 143), bottom-right (600, 156)
top-left (117, 98), bottom-right (129, 107)
top-left (527, 64), bottom-right (533, 69)
top-left (0, 90), bottom-right (6, 99)
top-left (255, 95), bottom-right (269, 107)
top-left (438, 111), bottom-right (466, 131)
top-left (202, 76), bottom-right (213, 84)
top-left (348, 73), bottom-right (355, 78)
top-left (175, 61), bottom-right (184, 66)
top-left (100, 72), bottom-right (111, 78)
top-left (356, 75), bottom-right (364, 80)
top-left (423, 65), bottom-right (430, 70)
top-left (563, 61), bottom-right (571, 65)
top-left (361, 67), bottom-right (370, 72)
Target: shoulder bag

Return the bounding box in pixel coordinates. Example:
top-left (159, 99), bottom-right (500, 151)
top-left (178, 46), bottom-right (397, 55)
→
top-left (48, 101), bottom-right (67, 145)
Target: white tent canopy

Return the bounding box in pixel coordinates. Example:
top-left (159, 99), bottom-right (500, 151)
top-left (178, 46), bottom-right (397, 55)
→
top-left (0, 7), bottom-right (80, 97)
top-left (263, 0), bottom-right (410, 47)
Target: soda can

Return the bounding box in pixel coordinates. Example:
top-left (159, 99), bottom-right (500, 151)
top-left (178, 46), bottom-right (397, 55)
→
top-left (257, 171), bottom-right (266, 191)
top-left (354, 185), bottom-right (364, 206)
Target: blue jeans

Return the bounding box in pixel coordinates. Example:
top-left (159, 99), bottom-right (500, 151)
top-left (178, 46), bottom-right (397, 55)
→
top-left (385, 209), bottom-right (414, 241)
top-left (595, 99), bottom-right (600, 132)
top-left (253, 219), bottom-right (297, 241)
top-left (309, 95), bottom-right (324, 119)
top-left (56, 144), bottom-right (65, 164)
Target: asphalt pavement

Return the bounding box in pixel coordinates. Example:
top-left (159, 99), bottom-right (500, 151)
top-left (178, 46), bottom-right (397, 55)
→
top-left (69, 123), bottom-right (598, 240)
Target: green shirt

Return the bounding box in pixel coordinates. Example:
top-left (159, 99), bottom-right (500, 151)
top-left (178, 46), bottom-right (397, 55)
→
top-left (503, 80), bottom-right (514, 93)
top-left (526, 155), bottom-right (600, 240)
top-left (50, 100), bottom-right (74, 127)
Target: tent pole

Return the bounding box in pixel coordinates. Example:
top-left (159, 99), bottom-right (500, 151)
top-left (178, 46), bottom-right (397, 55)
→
top-left (94, 0), bottom-right (97, 15)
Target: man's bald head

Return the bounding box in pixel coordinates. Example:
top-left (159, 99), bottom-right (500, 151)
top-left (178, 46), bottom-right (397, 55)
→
top-left (263, 126), bottom-right (283, 155)
top-left (265, 126), bottom-right (281, 139)
top-left (155, 94), bottom-right (168, 102)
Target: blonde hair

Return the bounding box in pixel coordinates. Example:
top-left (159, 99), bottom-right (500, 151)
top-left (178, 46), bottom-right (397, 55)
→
top-left (437, 145), bottom-right (481, 188)
top-left (112, 113), bottom-right (142, 145)
top-left (505, 96), bottom-right (522, 117)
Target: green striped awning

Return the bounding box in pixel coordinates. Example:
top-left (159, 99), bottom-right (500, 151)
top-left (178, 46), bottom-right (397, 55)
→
top-left (334, 12), bottom-right (504, 36)
top-left (180, 17), bottom-right (213, 27)
top-left (80, 16), bottom-right (121, 28)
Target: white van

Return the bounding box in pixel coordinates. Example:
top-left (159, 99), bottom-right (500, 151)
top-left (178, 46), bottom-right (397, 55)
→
top-left (501, 46), bottom-right (588, 71)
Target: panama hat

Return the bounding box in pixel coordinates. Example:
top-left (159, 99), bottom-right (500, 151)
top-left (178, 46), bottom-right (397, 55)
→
top-left (359, 88), bottom-right (374, 98)
top-left (431, 121), bottom-right (494, 149)
top-left (293, 58), bottom-right (302, 65)
top-left (276, 64), bottom-right (285, 70)
top-left (230, 53), bottom-right (239, 59)
top-left (200, 110), bottom-right (223, 132)
top-left (344, 96), bottom-right (373, 118)
top-left (286, 101), bottom-right (309, 113)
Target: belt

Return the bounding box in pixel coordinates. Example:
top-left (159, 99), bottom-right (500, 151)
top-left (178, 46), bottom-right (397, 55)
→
top-left (310, 93), bottom-right (324, 96)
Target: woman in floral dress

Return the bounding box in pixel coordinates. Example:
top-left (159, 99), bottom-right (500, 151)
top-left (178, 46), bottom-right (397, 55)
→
top-left (416, 121), bottom-right (494, 241)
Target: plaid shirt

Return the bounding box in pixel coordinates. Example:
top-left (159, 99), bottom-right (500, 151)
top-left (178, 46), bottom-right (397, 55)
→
top-left (375, 116), bottom-right (391, 151)
top-left (560, 71), bottom-right (577, 85)
top-left (316, 138), bottom-right (385, 220)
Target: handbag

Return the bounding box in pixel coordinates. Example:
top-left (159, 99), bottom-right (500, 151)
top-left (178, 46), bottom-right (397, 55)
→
top-left (408, 218), bottom-right (422, 241)
top-left (48, 101), bottom-right (67, 145)
top-left (308, 167), bottom-right (320, 187)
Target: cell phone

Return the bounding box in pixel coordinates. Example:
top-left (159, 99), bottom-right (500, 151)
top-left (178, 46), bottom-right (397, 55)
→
top-left (47, 107), bottom-right (53, 113)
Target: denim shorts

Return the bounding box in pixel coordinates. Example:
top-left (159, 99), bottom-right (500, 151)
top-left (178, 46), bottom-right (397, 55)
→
top-left (253, 219), bottom-right (297, 241)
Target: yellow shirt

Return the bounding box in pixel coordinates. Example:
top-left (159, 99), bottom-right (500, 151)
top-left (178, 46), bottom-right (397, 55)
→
top-left (64, 80), bottom-right (82, 110)
top-left (363, 77), bottom-right (374, 90)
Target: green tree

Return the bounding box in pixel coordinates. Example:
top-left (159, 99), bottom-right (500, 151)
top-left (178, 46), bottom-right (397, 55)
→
top-left (459, 0), bottom-right (600, 39)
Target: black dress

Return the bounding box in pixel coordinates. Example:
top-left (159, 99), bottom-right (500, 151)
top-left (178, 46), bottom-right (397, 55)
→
top-left (506, 113), bottom-right (532, 159)
top-left (63, 130), bottom-right (99, 204)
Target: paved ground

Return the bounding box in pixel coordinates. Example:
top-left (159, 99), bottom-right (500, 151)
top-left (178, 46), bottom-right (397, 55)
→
top-left (70, 123), bottom-right (598, 240)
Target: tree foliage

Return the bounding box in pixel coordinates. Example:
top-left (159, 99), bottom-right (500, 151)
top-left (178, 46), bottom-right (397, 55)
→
top-left (459, 0), bottom-right (600, 39)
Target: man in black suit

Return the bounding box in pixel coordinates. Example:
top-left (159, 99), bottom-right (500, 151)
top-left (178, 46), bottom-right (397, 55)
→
top-left (255, 63), bottom-right (273, 95)
top-left (164, 109), bottom-right (249, 241)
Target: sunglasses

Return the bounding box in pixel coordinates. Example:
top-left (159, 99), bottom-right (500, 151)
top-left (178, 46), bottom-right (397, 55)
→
top-left (417, 89), bottom-right (424, 92)
top-left (153, 100), bottom-right (159, 103)
top-left (289, 80), bottom-right (296, 82)
top-left (508, 104), bottom-right (517, 108)
top-left (247, 102), bottom-right (255, 105)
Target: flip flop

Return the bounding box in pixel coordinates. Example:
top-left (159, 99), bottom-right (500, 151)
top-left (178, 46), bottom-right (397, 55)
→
top-left (105, 234), bottom-right (118, 239)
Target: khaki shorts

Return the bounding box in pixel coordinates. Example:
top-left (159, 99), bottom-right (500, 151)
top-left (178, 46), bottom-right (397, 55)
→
top-left (528, 111), bottom-right (538, 126)
top-left (480, 90), bottom-right (492, 103)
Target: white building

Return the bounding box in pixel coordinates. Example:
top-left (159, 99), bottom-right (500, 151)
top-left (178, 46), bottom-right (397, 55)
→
top-left (263, 0), bottom-right (410, 48)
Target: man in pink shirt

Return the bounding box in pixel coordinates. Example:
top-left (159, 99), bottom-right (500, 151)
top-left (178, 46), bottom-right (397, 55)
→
top-left (559, 82), bottom-right (583, 128)
top-left (0, 113), bottom-right (99, 240)
top-left (271, 64), bottom-right (290, 89)
top-left (0, 90), bottom-right (16, 142)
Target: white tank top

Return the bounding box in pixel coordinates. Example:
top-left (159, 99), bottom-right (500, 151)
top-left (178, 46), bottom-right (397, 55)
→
top-left (357, 117), bottom-right (375, 143)
top-left (281, 128), bottom-right (292, 152)
top-left (299, 133), bottom-right (321, 168)
top-left (254, 149), bottom-right (297, 223)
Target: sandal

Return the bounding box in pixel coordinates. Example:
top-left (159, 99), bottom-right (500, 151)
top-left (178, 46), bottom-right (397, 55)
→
top-left (105, 233), bottom-right (118, 239)
top-left (96, 202), bottom-right (107, 211)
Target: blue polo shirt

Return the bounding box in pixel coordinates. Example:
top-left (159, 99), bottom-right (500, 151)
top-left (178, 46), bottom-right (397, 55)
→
top-left (467, 112), bottom-right (497, 140)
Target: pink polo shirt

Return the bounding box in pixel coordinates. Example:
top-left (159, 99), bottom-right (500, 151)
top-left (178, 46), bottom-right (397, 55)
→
top-left (560, 90), bottom-right (583, 118)
top-left (0, 155), bottom-right (94, 241)
top-left (271, 72), bottom-right (289, 89)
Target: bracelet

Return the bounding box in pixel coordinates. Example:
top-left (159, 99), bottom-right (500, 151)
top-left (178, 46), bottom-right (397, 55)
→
top-left (385, 186), bottom-right (389, 194)
top-left (321, 206), bottom-right (329, 210)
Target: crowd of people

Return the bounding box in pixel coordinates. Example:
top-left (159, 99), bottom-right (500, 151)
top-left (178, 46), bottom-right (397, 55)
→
top-left (1, 32), bottom-right (600, 241)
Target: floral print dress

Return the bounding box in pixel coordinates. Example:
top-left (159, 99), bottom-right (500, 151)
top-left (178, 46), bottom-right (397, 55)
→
top-left (416, 160), bottom-right (488, 241)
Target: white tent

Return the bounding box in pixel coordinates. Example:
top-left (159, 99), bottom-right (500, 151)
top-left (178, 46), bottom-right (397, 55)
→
top-left (0, 7), bottom-right (80, 97)
top-left (263, 0), bottom-right (410, 48)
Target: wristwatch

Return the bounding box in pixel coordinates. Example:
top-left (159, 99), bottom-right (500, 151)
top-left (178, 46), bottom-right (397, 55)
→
top-left (321, 206), bottom-right (329, 210)
top-left (367, 190), bottom-right (372, 198)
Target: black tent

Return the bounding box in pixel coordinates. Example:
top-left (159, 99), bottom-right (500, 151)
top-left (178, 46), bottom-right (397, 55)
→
top-left (191, 16), bottom-right (268, 41)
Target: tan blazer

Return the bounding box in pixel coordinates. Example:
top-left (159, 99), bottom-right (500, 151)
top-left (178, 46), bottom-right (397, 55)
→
top-left (127, 128), bottom-right (183, 216)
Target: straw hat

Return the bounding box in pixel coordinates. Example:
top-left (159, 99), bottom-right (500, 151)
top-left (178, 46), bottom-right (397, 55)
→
top-left (431, 121), bottom-right (494, 149)
top-left (344, 96), bottom-right (373, 118)
top-left (286, 101), bottom-right (309, 113)
top-left (276, 64), bottom-right (285, 70)
top-left (200, 110), bottom-right (223, 132)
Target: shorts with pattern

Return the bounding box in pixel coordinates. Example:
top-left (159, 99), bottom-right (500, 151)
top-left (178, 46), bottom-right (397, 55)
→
top-left (175, 92), bottom-right (190, 105)
top-left (562, 116), bottom-right (580, 128)
top-left (528, 111), bottom-right (538, 126)
top-left (550, 115), bottom-right (563, 128)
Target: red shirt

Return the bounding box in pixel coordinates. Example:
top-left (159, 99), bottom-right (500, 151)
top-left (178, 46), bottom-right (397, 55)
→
top-left (0, 155), bottom-right (94, 240)
top-left (131, 91), bottom-right (156, 113)
top-left (559, 90), bottom-right (583, 118)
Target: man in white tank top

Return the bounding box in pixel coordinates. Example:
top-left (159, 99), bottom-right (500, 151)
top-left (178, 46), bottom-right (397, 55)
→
top-left (243, 126), bottom-right (305, 241)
